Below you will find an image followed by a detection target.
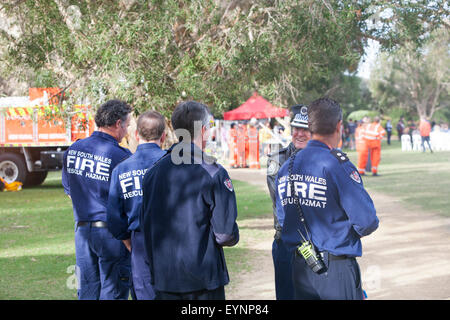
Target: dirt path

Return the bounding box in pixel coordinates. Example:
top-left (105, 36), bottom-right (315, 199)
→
top-left (226, 168), bottom-right (450, 300)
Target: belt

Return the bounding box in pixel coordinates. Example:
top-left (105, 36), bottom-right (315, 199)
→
top-left (77, 221), bottom-right (108, 228)
top-left (324, 252), bottom-right (349, 261)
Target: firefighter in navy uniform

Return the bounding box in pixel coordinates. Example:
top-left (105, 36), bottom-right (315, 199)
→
top-left (275, 98), bottom-right (379, 300)
top-left (267, 104), bottom-right (311, 300)
top-left (107, 111), bottom-right (166, 300)
top-left (140, 101), bottom-right (239, 300)
top-left (62, 100), bottom-right (133, 300)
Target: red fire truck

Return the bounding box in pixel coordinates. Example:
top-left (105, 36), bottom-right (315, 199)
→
top-left (0, 88), bottom-right (94, 186)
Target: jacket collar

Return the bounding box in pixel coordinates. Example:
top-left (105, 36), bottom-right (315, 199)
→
top-left (168, 142), bottom-right (216, 164)
top-left (92, 131), bottom-right (119, 144)
top-left (307, 139), bottom-right (331, 149)
top-left (136, 143), bottom-right (162, 152)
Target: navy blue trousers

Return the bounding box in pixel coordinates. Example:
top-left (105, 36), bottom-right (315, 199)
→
top-left (75, 223), bottom-right (131, 300)
top-left (156, 286), bottom-right (225, 300)
top-left (292, 252), bottom-right (364, 300)
top-left (272, 238), bottom-right (295, 300)
top-left (131, 231), bottom-right (156, 300)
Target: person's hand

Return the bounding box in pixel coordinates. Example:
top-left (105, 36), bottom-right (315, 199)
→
top-left (122, 239), bottom-right (131, 252)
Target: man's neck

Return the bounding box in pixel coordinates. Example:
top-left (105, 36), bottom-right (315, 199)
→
top-left (139, 140), bottom-right (161, 147)
top-left (98, 127), bottom-right (119, 142)
top-left (311, 134), bottom-right (339, 149)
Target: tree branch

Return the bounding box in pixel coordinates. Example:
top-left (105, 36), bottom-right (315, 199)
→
top-left (358, 32), bottom-right (398, 47)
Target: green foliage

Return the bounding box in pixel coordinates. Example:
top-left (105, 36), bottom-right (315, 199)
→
top-left (357, 0), bottom-right (449, 51)
top-left (369, 27), bottom-right (450, 121)
top-left (347, 109), bottom-right (379, 121)
top-left (433, 108), bottom-right (450, 125)
top-left (384, 106), bottom-right (409, 129)
top-left (0, 0), bottom-right (447, 118)
top-left (328, 74), bottom-right (375, 117)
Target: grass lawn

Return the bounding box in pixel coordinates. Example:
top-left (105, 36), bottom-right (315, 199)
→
top-left (1, 142), bottom-right (448, 299)
top-left (0, 173), bottom-right (272, 299)
top-left (224, 179), bottom-right (273, 272)
top-left (344, 140), bottom-right (450, 217)
top-left (233, 180), bottom-right (272, 221)
top-left (0, 172), bottom-right (76, 299)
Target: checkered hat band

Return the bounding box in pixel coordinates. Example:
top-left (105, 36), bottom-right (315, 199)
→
top-left (291, 113), bottom-right (308, 128)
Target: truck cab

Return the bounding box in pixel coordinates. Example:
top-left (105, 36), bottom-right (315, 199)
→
top-left (0, 88), bottom-right (93, 186)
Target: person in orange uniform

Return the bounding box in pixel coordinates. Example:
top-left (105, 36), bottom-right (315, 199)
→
top-left (356, 119), bottom-right (368, 175)
top-left (248, 118), bottom-right (260, 169)
top-left (244, 122), bottom-right (250, 168)
top-left (419, 117), bottom-right (433, 153)
top-left (237, 123), bottom-right (248, 168)
top-left (228, 123), bottom-right (238, 168)
top-left (361, 116), bottom-right (386, 176)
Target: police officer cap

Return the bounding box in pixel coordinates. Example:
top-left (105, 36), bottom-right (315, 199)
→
top-left (290, 104), bottom-right (308, 129)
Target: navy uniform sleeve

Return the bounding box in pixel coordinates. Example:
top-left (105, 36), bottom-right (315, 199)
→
top-left (139, 167), bottom-right (156, 284)
top-left (106, 166), bottom-right (130, 240)
top-left (331, 158), bottom-right (379, 237)
top-left (275, 163), bottom-right (288, 228)
top-left (62, 149), bottom-right (70, 195)
top-left (210, 167), bottom-right (239, 247)
top-left (275, 195), bottom-right (285, 228)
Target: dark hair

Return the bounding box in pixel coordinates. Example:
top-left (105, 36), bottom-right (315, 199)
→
top-left (171, 101), bottom-right (211, 140)
top-left (95, 99), bottom-right (132, 128)
top-left (137, 110), bottom-right (166, 141)
top-left (308, 98), bottom-right (342, 135)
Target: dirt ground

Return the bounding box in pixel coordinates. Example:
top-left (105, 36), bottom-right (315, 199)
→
top-left (226, 168), bottom-right (450, 300)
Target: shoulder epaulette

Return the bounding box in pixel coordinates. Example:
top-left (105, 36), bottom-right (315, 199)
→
top-left (330, 149), bottom-right (349, 163)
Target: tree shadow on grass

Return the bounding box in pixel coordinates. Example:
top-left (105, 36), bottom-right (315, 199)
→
top-left (29, 183), bottom-right (63, 189)
top-left (0, 253), bottom-right (77, 300)
top-left (0, 248), bottom-right (254, 300)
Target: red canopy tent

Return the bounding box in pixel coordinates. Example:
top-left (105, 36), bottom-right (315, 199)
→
top-left (223, 92), bottom-right (288, 120)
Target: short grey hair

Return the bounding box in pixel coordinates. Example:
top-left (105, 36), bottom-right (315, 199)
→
top-left (137, 110), bottom-right (165, 141)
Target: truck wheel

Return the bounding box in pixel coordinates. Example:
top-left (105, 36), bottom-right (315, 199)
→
top-left (25, 171), bottom-right (48, 186)
top-left (0, 153), bottom-right (27, 184)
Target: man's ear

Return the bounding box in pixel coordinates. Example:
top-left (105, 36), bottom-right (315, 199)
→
top-left (336, 120), bottom-right (343, 133)
top-left (115, 118), bottom-right (122, 129)
top-left (160, 131), bottom-right (166, 144)
top-left (134, 129), bottom-right (140, 143)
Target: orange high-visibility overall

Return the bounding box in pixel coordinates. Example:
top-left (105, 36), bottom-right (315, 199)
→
top-left (228, 127), bottom-right (238, 167)
top-left (361, 122), bottom-right (386, 174)
top-left (244, 126), bottom-right (250, 167)
top-left (248, 126), bottom-right (260, 169)
top-left (237, 124), bottom-right (248, 168)
top-left (356, 124), bottom-right (368, 175)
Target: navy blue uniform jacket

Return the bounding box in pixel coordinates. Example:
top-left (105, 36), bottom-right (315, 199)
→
top-left (107, 143), bottom-right (165, 240)
top-left (276, 140), bottom-right (379, 257)
top-left (140, 142), bottom-right (239, 293)
top-left (62, 131), bottom-right (132, 222)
